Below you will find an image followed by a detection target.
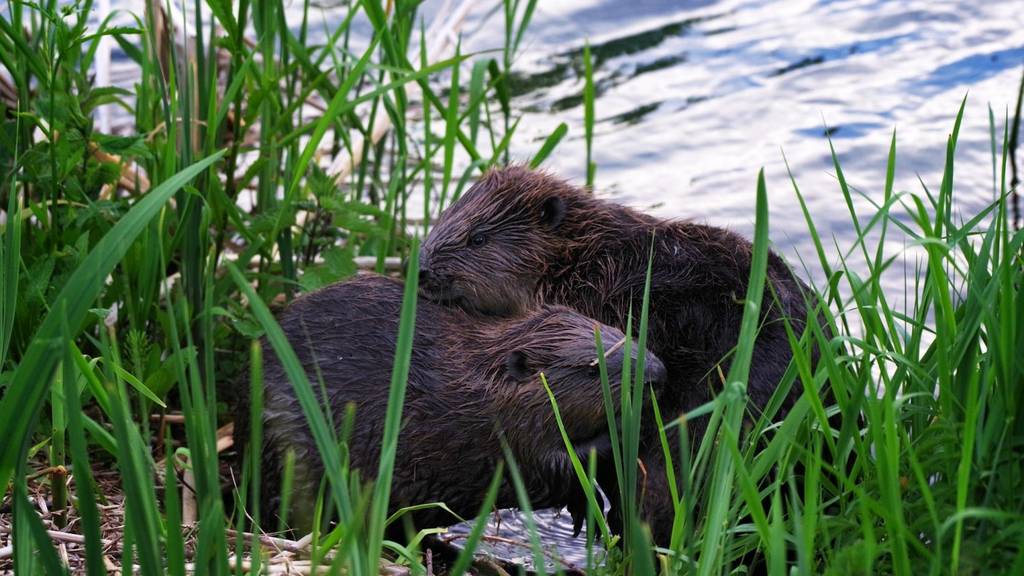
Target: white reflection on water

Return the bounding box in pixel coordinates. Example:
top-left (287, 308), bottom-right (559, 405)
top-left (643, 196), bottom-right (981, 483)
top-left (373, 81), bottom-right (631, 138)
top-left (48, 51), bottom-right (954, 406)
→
top-left (487, 0), bottom-right (1023, 295)
top-left (91, 0), bottom-right (1023, 290)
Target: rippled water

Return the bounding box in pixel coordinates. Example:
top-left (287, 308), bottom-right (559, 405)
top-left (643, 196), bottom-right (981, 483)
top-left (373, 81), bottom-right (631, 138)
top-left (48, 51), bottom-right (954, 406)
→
top-left (95, 0), bottom-right (1024, 280)
top-left (485, 0), bottom-right (1023, 287)
top-left (278, 0), bottom-right (1023, 285)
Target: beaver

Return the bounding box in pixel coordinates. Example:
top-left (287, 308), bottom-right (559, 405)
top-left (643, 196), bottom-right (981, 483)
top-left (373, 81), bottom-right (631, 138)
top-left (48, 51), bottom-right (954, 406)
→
top-left (238, 274), bottom-right (668, 535)
top-left (417, 166), bottom-right (820, 544)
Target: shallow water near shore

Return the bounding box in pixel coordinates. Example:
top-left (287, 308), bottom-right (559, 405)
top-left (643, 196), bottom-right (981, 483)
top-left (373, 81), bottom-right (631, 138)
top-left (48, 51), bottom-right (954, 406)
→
top-left (88, 0), bottom-right (1024, 569)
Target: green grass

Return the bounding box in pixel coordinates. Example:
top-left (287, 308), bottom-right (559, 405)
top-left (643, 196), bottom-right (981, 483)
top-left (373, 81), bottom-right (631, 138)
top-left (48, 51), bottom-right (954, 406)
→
top-left (2, 0), bottom-right (1023, 574)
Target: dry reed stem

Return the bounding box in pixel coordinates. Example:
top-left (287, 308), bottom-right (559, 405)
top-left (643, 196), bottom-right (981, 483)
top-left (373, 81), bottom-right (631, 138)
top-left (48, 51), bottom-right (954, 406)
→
top-left (590, 335), bottom-right (629, 366)
top-left (150, 413), bottom-right (187, 424)
top-left (181, 464), bottom-right (197, 526)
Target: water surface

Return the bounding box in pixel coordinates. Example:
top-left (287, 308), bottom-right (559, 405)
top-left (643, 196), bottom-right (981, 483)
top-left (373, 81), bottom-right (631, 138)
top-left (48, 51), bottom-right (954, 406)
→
top-left (480, 0), bottom-right (1023, 293)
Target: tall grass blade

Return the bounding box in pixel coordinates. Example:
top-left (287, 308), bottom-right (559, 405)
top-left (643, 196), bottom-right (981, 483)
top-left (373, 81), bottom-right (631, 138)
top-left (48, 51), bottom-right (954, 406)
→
top-left (1, 172), bottom-right (21, 367)
top-left (583, 40), bottom-right (596, 187)
top-left (500, 440), bottom-right (550, 576)
top-left (61, 315), bottom-right (107, 576)
top-left (697, 168), bottom-right (769, 575)
top-left (14, 472), bottom-right (68, 575)
top-left (541, 373), bottom-right (611, 541)
top-left (530, 122), bottom-right (568, 168)
top-left (366, 238), bottom-right (420, 568)
top-left (445, 464), bottom-right (505, 576)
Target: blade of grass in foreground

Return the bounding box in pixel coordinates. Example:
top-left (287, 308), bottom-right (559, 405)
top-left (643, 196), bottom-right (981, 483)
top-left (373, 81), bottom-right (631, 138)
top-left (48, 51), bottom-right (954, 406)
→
top-left (500, 440), bottom-right (551, 576)
top-left (0, 150), bottom-right (225, 494)
top-left (14, 470), bottom-right (67, 575)
top-left (366, 238), bottom-right (420, 571)
top-left (246, 340), bottom-right (265, 570)
top-left (447, 464), bottom-right (506, 576)
top-left (60, 314), bottom-right (107, 576)
top-left (440, 42), bottom-right (460, 211)
top-left (697, 168), bottom-right (769, 576)
top-left (541, 373), bottom-right (612, 542)
top-left (1, 164), bottom-right (21, 367)
top-left (583, 39), bottom-right (596, 187)
top-left (104, 345), bottom-right (163, 574)
top-left (165, 433), bottom-right (185, 576)
top-left (530, 122), bottom-right (569, 169)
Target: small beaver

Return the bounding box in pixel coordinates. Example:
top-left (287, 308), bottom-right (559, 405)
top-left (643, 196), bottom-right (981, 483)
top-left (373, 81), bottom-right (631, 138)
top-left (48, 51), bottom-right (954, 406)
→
top-left (239, 274), bottom-right (667, 535)
top-left (418, 166), bottom-right (819, 543)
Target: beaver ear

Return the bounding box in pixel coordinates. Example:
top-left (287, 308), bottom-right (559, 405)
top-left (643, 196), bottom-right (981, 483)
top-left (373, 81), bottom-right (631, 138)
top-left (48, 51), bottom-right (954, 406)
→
top-left (505, 350), bottom-right (532, 381)
top-left (539, 196), bottom-right (566, 230)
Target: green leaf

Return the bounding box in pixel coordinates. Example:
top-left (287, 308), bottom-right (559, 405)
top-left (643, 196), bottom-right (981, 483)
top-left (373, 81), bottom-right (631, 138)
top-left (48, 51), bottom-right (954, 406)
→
top-left (366, 237), bottom-right (420, 566)
top-left (94, 133), bottom-right (151, 158)
top-left (529, 122), bottom-right (568, 168)
top-left (110, 362), bottom-right (166, 407)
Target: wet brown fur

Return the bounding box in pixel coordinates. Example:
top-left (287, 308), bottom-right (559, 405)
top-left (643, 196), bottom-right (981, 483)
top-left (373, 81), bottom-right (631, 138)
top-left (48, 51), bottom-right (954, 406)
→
top-left (236, 274), bottom-right (667, 535)
top-left (419, 166), bottom-right (820, 543)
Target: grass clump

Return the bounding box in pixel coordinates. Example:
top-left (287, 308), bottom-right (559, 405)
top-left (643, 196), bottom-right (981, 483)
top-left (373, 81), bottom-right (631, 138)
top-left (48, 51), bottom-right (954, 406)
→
top-left (592, 102), bottom-right (1024, 574)
top-left (1, 0), bottom-right (1022, 574)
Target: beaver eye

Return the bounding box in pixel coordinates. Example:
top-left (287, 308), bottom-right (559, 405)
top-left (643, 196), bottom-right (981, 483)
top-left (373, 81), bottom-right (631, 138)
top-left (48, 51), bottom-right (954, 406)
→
top-left (469, 232), bottom-right (487, 248)
top-left (587, 365), bottom-right (601, 379)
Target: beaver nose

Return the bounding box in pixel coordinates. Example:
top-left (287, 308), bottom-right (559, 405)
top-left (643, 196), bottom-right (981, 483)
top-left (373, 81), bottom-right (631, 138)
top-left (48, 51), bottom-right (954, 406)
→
top-left (403, 256), bottom-right (427, 282)
top-left (414, 247), bottom-right (433, 284)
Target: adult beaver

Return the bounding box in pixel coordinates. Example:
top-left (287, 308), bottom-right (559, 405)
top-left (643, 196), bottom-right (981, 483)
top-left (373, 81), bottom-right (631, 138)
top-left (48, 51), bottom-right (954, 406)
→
top-left (240, 274), bottom-right (667, 535)
top-left (417, 166), bottom-right (819, 543)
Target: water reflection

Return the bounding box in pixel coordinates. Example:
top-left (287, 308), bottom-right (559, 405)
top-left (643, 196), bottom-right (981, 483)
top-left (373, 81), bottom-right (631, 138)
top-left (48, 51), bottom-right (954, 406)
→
top-left (484, 0), bottom-right (1022, 297)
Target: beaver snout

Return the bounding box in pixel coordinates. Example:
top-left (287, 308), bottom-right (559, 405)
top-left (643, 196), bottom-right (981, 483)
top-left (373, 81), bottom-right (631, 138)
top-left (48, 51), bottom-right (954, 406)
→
top-left (407, 255), bottom-right (438, 286)
top-left (596, 326), bottom-right (667, 388)
top-left (413, 256), bottom-right (453, 300)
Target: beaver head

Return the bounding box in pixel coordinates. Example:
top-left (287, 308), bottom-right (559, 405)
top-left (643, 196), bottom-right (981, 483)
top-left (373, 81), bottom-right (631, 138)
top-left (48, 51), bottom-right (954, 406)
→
top-left (464, 305), bottom-right (666, 533)
top-left (465, 305), bottom-right (666, 463)
top-left (418, 166), bottom-right (597, 316)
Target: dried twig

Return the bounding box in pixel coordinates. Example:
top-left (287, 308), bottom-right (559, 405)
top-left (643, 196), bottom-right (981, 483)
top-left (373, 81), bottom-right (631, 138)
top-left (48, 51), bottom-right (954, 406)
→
top-left (150, 413), bottom-right (187, 424)
top-left (216, 422), bottom-right (235, 453)
top-left (224, 529), bottom-right (311, 556)
top-left (590, 335), bottom-right (629, 366)
top-left (354, 256), bottom-right (403, 272)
